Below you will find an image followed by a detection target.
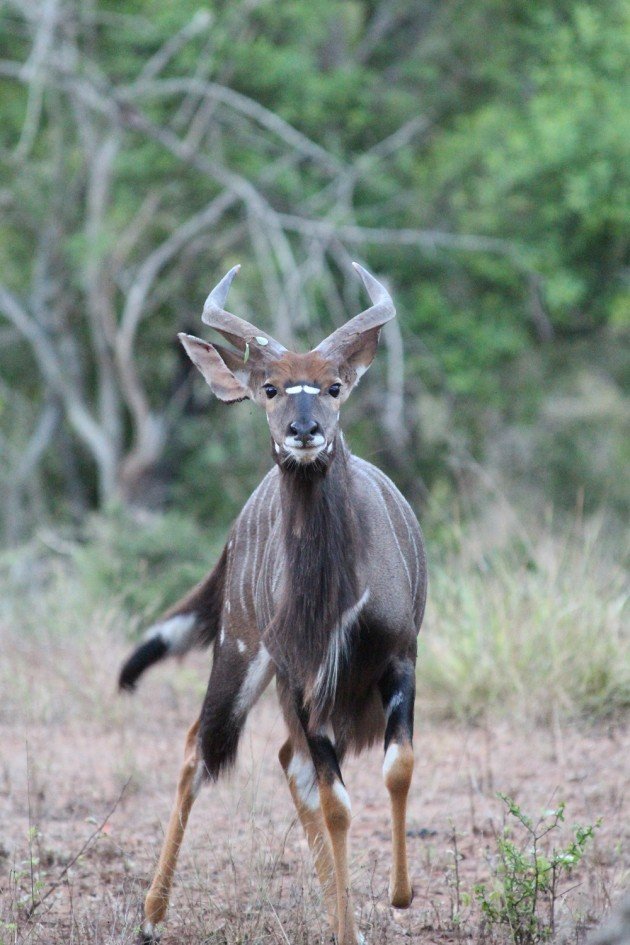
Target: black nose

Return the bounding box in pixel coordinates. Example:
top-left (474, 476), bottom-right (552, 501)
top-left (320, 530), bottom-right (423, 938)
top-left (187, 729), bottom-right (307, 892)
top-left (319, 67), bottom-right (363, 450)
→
top-left (289, 419), bottom-right (320, 445)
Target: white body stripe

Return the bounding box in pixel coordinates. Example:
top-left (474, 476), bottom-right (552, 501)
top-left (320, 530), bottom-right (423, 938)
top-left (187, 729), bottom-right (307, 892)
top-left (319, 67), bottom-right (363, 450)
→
top-left (355, 464), bottom-right (413, 594)
top-left (311, 588), bottom-right (370, 709)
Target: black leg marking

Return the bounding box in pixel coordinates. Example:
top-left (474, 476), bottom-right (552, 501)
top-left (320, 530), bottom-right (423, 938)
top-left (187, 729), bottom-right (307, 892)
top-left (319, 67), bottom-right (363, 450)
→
top-left (293, 690), bottom-right (343, 783)
top-left (199, 656), bottom-right (248, 780)
top-left (379, 659), bottom-right (415, 750)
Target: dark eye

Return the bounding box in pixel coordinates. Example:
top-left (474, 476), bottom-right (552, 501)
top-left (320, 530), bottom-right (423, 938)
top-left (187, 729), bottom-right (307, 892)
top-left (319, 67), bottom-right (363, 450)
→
top-left (328, 383), bottom-right (341, 398)
top-left (263, 384), bottom-right (277, 399)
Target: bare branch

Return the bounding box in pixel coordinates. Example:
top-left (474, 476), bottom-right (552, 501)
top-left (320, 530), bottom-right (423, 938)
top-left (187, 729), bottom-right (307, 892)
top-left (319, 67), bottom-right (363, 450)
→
top-left (121, 77), bottom-right (344, 176)
top-left (276, 214), bottom-right (517, 257)
top-left (12, 0), bottom-right (60, 161)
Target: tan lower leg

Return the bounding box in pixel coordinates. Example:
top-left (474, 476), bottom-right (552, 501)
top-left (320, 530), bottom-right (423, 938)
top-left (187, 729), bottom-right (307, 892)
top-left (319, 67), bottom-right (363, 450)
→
top-left (319, 779), bottom-right (358, 945)
top-left (144, 719), bottom-right (201, 932)
top-left (383, 741), bottom-right (414, 908)
top-left (278, 741), bottom-right (338, 930)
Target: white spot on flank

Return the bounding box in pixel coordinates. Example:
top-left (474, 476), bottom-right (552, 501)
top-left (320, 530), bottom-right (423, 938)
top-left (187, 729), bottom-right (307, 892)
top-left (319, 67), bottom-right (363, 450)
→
top-left (144, 613), bottom-right (196, 655)
top-left (285, 384), bottom-right (320, 395)
top-left (288, 753), bottom-right (319, 811)
top-left (234, 645), bottom-right (273, 715)
top-left (236, 638), bottom-right (246, 653)
top-left (333, 780), bottom-right (352, 813)
top-left (382, 743), bottom-right (401, 780)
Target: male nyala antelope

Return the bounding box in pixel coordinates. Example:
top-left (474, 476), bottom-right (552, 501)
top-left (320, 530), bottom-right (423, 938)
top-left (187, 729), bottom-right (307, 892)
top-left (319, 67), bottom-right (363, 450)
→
top-left (119, 263), bottom-right (427, 945)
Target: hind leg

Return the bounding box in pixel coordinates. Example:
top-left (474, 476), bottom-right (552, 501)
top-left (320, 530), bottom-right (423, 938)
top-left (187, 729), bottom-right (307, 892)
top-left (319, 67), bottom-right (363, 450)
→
top-left (142, 645), bottom-right (273, 942)
top-left (379, 659), bottom-right (416, 908)
top-left (142, 718), bottom-right (201, 942)
top-left (278, 738), bottom-right (338, 931)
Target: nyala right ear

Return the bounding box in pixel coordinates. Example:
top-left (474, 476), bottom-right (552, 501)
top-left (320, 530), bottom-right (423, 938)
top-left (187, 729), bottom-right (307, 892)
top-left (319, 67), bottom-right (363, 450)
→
top-left (178, 333), bottom-right (251, 403)
top-left (314, 263), bottom-right (396, 400)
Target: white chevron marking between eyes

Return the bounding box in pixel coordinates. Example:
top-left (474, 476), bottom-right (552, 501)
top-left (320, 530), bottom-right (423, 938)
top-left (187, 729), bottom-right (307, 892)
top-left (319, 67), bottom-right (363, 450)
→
top-left (285, 385), bottom-right (320, 395)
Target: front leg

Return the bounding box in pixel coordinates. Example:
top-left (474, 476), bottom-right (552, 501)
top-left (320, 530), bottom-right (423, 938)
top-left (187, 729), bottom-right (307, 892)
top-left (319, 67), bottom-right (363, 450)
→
top-left (295, 703), bottom-right (359, 945)
top-left (378, 658), bottom-right (416, 908)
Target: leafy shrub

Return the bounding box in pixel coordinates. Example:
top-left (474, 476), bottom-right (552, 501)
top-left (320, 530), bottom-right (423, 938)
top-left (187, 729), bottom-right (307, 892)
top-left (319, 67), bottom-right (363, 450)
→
top-left (475, 795), bottom-right (600, 944)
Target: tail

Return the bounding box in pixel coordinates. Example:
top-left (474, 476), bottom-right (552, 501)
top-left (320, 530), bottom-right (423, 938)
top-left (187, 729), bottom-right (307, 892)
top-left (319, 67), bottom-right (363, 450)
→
top-left (118, 543), bottom-right (228, 691)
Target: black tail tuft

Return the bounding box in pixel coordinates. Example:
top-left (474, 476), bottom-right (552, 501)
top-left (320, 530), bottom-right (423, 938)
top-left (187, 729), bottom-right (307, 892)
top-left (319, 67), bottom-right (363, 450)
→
top-left (119, 637), bottom-right (168, 691)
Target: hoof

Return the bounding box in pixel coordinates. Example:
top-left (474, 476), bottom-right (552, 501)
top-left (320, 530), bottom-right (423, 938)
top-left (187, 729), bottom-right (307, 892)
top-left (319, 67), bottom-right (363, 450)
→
top-left (389, 882), bottom-right (413, 909)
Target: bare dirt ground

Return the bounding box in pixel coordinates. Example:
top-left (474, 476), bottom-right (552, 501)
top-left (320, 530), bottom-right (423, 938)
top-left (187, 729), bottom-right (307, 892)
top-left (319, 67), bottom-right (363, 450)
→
top-left (1, 646), bottom-right (628, 944)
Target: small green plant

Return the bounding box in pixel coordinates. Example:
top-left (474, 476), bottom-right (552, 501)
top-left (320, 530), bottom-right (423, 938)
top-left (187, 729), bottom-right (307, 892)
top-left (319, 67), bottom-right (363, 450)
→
top-left (475, 794), bottom-right (600, 944)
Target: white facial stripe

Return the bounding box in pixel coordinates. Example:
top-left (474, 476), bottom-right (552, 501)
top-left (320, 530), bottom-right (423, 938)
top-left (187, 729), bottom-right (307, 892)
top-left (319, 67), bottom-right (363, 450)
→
top-left (285, 384), bottom-right (320, 395)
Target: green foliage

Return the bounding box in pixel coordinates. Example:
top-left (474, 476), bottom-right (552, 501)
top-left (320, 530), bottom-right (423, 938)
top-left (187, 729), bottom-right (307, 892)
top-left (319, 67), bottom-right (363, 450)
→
top-left (0, 0), bottom-right (628, 540)
top-left (475, 795), bottom-right (600, 944)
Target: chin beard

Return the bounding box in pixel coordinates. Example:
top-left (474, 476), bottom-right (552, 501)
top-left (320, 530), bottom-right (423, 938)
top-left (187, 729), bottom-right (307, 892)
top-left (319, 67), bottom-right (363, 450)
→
top-left (272, 439), bottom-right (335, 475)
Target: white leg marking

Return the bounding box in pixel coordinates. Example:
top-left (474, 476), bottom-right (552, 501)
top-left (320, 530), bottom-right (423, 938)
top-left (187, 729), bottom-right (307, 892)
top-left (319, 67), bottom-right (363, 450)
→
top-left (386, 690), bottom-right (404, 722)
top-left (234, 645), bottom-right (273, 715)
top-left (382, 743), bottom-right (401, 780)
top-left (144, 613), bottom-right (196, 655)
top-left (192, 760), bottom-right (205, 798)
top-left (332, 779), bottom-right (352, 814)
top-left (287, 753), bottom-right (320, 811)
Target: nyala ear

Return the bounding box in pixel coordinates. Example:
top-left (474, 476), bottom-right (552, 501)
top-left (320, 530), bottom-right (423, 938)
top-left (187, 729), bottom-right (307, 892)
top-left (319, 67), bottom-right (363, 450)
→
top-left (178, 333), bottom-right (251, 403)
top-left (315, 263), bottom-right (396, 400)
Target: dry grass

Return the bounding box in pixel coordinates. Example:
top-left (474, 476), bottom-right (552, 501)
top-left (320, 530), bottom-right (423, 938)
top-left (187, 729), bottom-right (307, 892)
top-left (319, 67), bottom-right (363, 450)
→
top-left (419, 511), bottom-right (629, 723)
top-left (0, 513), bottom-right (628, 944)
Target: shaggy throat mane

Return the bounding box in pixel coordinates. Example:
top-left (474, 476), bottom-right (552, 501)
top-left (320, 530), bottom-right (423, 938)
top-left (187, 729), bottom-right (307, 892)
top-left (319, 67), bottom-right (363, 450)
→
top-left (264, 447), bottom-right (361, 723)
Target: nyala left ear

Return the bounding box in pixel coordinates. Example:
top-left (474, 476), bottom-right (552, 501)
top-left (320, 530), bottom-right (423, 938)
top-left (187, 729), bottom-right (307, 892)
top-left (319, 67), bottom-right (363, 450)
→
top-left (315, 263), bottom-right (395, 400)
